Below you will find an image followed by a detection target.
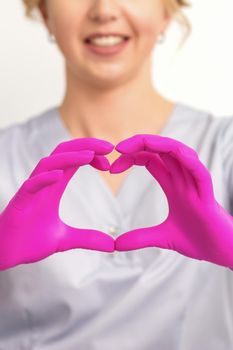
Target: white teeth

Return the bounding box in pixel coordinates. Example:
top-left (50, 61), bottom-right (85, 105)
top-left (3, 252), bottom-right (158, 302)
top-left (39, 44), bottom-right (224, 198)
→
top-left (87, 36), bottom-right (125, 46)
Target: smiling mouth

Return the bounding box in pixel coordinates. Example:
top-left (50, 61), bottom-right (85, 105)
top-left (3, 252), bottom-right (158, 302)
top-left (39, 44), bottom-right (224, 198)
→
top-left (83, 37), bottom-right (131, 57)
top-left (84, 37), bottom-right (130, 44)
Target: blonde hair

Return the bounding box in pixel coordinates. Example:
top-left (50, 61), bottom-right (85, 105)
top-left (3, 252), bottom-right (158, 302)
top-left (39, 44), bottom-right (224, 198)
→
top-left (22, 0), bottom-right (192, 47)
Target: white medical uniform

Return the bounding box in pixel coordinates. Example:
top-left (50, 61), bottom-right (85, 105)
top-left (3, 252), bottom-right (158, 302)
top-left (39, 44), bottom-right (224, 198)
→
top-left (0, 102), bottom-right (233, 349)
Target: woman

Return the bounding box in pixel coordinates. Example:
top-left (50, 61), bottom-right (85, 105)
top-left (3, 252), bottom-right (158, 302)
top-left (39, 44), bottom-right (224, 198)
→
top-left (0, 0), bottom-right (233, 349)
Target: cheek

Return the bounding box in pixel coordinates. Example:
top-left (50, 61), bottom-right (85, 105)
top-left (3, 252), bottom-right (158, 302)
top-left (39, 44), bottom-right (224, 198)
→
top-left (135, 14), bottom-right (162, 56)
top-left (138, 14), bottom-right (161, 42)
top-left (48, 2), bottom-right (83, 46)
top-left (51, 13), bottom-right (83, 59)
top-left (125, 2), bottom-right (164, 49)
top-left (53, 12), bottom-right (76, 40)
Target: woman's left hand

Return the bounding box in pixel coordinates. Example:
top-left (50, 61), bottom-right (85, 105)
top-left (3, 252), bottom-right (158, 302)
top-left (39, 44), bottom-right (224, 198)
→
top-left (111, 134), bottom-right (233, 269)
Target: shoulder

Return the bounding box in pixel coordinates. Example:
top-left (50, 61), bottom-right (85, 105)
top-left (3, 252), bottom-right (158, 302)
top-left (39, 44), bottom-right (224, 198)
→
top-left (176, 102), bottom-right (233, 122)
top-left (176, 102), bottom-right (233, 139)
top-left (0, 106), bottom-right (58, 147)
top-left (0, 106), bottom-right (59, 205)
top-left (0, 105), bottom-right (65, 166)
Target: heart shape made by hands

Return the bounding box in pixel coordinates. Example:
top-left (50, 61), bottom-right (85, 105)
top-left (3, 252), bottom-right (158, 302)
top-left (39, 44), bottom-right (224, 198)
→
top-left (1, 134), bottom-right (233, 271)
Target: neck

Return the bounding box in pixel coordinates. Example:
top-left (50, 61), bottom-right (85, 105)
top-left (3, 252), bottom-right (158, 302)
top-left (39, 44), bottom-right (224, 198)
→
top-left (58, 58), bottom-right (175, 144)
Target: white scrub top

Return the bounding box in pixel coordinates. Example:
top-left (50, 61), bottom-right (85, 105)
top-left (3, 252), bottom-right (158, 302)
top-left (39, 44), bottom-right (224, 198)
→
top-left (0, 102), bottom-right (233, 350)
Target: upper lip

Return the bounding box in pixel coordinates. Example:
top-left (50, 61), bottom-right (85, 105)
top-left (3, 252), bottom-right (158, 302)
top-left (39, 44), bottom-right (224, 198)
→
top-left (84, 32), bottom-right (130, 41)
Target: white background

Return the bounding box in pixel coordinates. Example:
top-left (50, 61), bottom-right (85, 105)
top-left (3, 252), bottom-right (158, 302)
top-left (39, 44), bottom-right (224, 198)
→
top-left (0, 0), bottom-right (233, 128)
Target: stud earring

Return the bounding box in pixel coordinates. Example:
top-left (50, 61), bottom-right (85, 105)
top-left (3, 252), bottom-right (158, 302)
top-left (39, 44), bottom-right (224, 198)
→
top-left (48, 31), bottom-right (56, 43)
top-left (157, 32), bottom-right (166, 44)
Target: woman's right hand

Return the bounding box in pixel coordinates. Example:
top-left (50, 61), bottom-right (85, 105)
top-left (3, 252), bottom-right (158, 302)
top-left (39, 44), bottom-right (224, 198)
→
top-left (0, 138), bottom-right (115, 271)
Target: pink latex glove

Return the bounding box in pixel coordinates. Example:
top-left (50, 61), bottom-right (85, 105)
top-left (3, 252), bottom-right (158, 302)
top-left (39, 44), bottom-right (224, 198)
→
top-left (0, 138), bottom-right (115, 271)
top-left (111, 134), bottom-right (233, 270)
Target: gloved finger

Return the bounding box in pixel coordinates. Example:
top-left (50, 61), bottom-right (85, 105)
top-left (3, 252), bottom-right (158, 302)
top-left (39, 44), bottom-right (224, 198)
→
top-left (115, 134), bottom-right (145, 153)
top-left (110, 151), bottom-right (171, 193)
top-left (115, 134), bottom-right (206, 198)
top-left (144, 136), bottom-right (199, 158)
top-left (143, 138), bottom-right (214, 201)
top-left (114, 132), bottom-right (189, 183)
top-left (114, 133), bottom-right (192, 190)
top-left (8, 170), bottom-right (64, 211)
top-left (144, 138), bottom-right (196, 189)
top-left (174, 149), bottom-right (214, 201)
top-left (50, 137), bottom-right (114, 156)
top-left (131, 151), bottom-right (172, 193)
top-left (144, 135), bottom-right (199, 181)
top-left (115, 133), bottom-right (198, 158)
top-left (24, 170), bottom-right (64, 193)
top-left (57, 224), bottom-right (115, 253)
top-left (162, 148), bottom-right (214, 202)
top-left (181, 156), bottom-right (215, 202)
top-left (29, 150), bottom-right (95, 178)
top-left (49, 137), bottom-right (113, 171)
top-left (115, 223), bottom-right (171, 251)
top-left (110, 154), bottom-right (134, 173)
top-left (145, 156), bottom-right (172, 194)
top-left (110, 151), bottom-right (168, 174)
top-left (116, 134), bottom-right (195, 188)
top-left (90, 154), bottom-right (111, 171)
top-left (159, 153), bottom-right (198, 192)
top-left (115, 134), bottom-right (179, 154)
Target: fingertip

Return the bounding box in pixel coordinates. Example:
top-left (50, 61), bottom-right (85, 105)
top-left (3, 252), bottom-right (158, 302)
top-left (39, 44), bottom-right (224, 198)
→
top-left (101, 158), bottom-right (111, 171)
top-left (82, 150), bottom-right (96, 164)
top-left (26, 169), bottom-right (64, 193)
top-left (98, 234), bottom-right (115, 252)
top-left (115, 136), bottom-right (144, 154)
top-left (105, 142), bottom-right (115, 153)
top-left (115, 240), bottom-right (134, 251)
top-left (105, 244), bottom-right (115, 253)
top-left (109, 161), bottom-right (122, 174)
top-left (110, 163), bottom-right (126, 174)
top-left (110, 154), bottom-right (134, 173)
top-left (115, 142), bottom-right (125, 153)
top-left (91, 155), bottom-right (111, 171)
top-left (95, 139), bottom-right (115, 154)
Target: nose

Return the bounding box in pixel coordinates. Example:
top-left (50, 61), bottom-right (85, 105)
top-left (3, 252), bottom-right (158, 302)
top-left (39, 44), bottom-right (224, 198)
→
top-left (88, 0), bottom-right (119, 23)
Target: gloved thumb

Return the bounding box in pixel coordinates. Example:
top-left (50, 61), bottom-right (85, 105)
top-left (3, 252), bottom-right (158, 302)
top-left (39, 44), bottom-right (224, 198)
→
top-left (57, 223), bottom-right (115, 253)
top-left (115, 222), bottom-right (171, 251)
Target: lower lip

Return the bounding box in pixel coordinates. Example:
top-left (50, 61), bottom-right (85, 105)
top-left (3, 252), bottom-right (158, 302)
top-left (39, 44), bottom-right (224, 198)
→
top-left (84, 39), bottom-right (130, 56)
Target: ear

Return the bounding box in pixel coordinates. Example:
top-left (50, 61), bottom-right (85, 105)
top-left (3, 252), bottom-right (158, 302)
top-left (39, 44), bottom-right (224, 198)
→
top-left (160, 3), bottom-right (174, 33)
top-left (161, 13), bottom-right (173, 33)
top-left (37, 0), bottom-right (50, 32)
